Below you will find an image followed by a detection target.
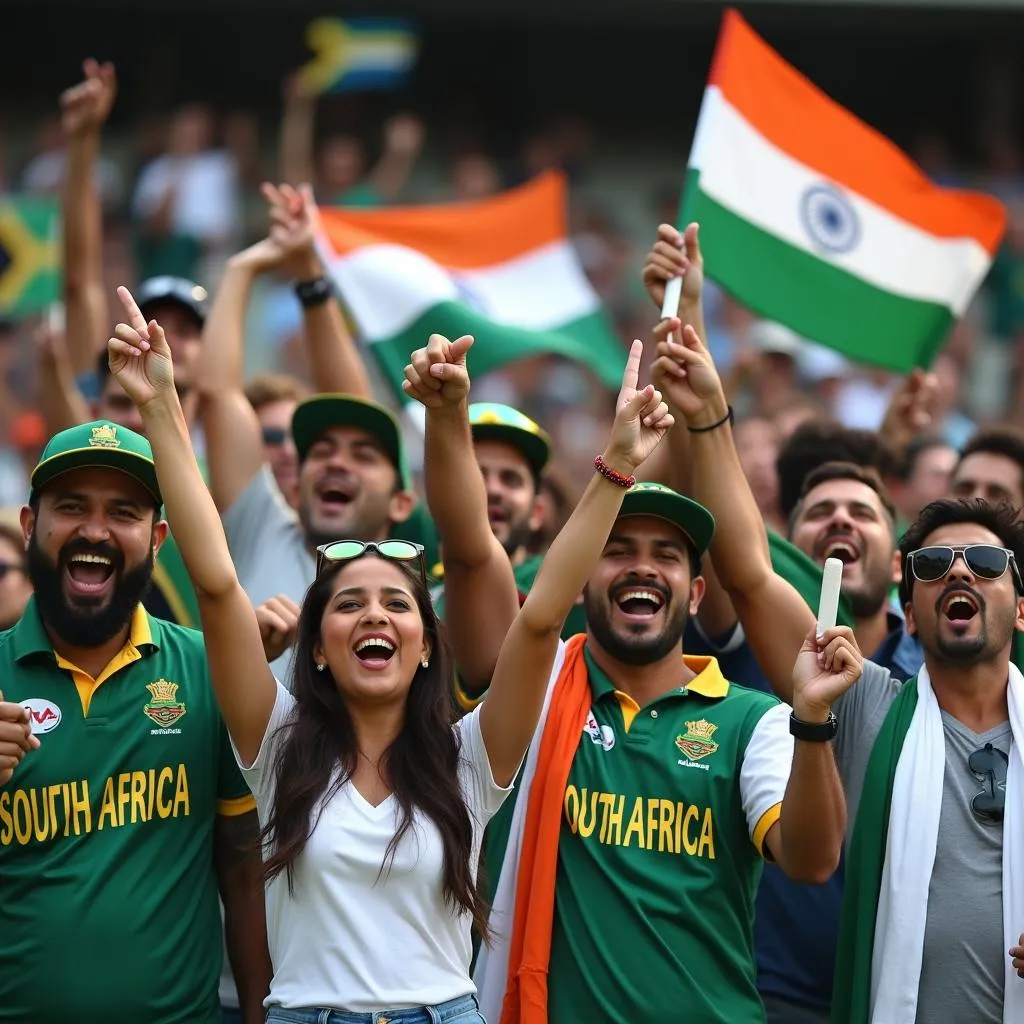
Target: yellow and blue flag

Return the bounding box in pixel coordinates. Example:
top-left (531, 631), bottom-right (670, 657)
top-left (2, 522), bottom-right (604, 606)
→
top-left (301, 17), bottom-right (419, 95)
top-left (0, 197), bottom-right (60, 317)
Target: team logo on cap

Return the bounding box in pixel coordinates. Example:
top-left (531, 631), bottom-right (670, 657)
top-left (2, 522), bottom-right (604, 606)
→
top-left (143, 679), bottom-right (187, 729)
top-left (799, 183), bottom-right (860, 255)
top-left (89, 423), bottom-right (121, 449)
top-left (675, 719), bottom-right (719, 761)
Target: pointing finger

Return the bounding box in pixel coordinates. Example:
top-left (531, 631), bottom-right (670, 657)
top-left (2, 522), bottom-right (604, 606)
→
top-left (449, 335), bottom-right (474, 363)
top-left (116, 287), bottom-right (150, 342)
top-left (620, 339), bottom-right (643, 394)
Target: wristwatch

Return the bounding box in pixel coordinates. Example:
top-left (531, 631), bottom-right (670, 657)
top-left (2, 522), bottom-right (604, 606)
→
top-left (789, 710), bottom-right (838, 742)
top-left (295, 276), bottom-right (333, 308)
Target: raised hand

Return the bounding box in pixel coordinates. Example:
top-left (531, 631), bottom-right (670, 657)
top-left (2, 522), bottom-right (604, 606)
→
top-left (263, 182), bottom-right (323, 279)
top-left (256, 595), bottom-right (301, 664)
top-left (402, 333), bottom-right (474, 410)
top-left (603, 339), bottom-right (673, 474)
top-left (107, 286), bottom-right (175, 408)
top-left (650, 317), bottom-right (727, 426)
top-left (60, 59), bottom-right (117, 138)
top-left (1010, 933), bottom-right (1024, 980)
top-left (384, 113), bottom-right (426, 155)
top-left (0, 689), bottom-right (40, 787)
top-left (791, 626), bottom-right (862, 722)
top-left (641, 222), bottom-right (703, 312)
top-left (880, 367), bottom-right (938, 450)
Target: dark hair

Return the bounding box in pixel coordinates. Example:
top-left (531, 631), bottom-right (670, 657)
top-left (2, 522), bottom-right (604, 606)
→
top-left (954, 428), bottom-right (1024, 481)
top-left (898, 498), bottom-right (1024, 607)
top-left (789, 461), bottom-right (897, 536)
top-left (776, 421), bottom-right (899, 519)
top-left (260, 554), bottom-right (490, 941)
top-left (95, 349), bottom-right (112, 386)
top-left (898, 435), bottom-right (955, 482)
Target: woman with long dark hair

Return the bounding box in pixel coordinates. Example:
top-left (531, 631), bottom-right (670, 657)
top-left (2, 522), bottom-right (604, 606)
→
top-left (106, 285), bottom-right (672, 1024)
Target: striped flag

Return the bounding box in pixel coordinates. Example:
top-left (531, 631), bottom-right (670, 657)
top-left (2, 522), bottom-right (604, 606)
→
top-left (684, 10), bottom-right (1006, 371)
top-left (317, 172), bottom-right (625, 397)
top-left (300, 17), bottom-right (419, 94)
top-left (0, 197), bottom-right (60, 317)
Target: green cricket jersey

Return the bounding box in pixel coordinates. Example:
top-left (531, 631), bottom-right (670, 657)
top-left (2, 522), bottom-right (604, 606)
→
top-left (0, 597), bottom-right (254, 1023)
top-left (547, 646), bottom-right (788, 1024)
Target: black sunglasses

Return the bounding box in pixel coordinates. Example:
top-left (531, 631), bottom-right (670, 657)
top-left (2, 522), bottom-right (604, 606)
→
top-left (969, 742), bottom-right (1008, 825)
top-left (0, 562), bottom-right (24, 581)
top-left (907, 544), bottom-right (1024, 593)
top-left (261, 426), bottom-right (289, 447)
top-left (316, 539), bottom-right (426, 587)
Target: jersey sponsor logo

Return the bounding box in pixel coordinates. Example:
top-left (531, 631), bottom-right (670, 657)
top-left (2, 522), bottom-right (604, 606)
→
top-left (563, 785), bottom-right (716, 860)
top-left (675, 719), bottom-right (719, 762)
top-left (583, 711), bottom-right (615, 751)
top-left (20, 698), bottom-right (62, 735)
top-left (0, 763), bottom-right (192, 847)
top-left (143, 679), bottom-right (187, 731)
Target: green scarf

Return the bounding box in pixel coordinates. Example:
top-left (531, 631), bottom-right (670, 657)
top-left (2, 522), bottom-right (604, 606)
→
top-left (832, 676), bottom-right (919, 1023)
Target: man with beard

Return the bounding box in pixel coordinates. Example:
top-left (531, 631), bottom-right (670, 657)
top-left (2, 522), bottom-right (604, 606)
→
top-left (0, 420), bottom-right (270, 1023)
top-left (471, 476), bottom-right (861, 1024)
top-left (656, 304), bottom-right (1024, 1022)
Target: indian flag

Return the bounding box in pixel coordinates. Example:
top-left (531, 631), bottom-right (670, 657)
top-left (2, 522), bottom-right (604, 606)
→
top-left (684, 10), bottom-right (1006, 372)
top-left (317, 171), bottom-right (625, 396)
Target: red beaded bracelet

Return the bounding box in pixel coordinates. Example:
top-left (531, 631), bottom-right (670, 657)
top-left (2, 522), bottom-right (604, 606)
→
top-left (594, 455), bottom-right (636, 489)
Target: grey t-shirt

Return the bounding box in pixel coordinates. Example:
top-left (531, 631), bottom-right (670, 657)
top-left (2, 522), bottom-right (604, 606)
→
top-left (222, 464), bottom-right (316, 685)
top-left (834, 661), bottom-right (1010, 1024)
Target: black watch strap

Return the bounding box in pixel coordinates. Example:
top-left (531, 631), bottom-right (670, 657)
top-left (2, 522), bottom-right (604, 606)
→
top-left (789, 710), bottom-right (838, 742)
top-left (295, 276), bottom-right (333, 308)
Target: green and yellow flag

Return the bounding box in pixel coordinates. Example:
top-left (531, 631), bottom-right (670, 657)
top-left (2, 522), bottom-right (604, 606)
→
top-left (0, 198), bottom-right (61, 317)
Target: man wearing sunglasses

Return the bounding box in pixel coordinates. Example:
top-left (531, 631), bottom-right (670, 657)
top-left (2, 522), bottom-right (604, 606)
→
top-left (665, 313), bottom-right (1024, 1023)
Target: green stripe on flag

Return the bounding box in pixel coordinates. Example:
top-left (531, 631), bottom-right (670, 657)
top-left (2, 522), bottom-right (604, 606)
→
top-left (681, 170), bottom-right (953, 373)
top-left (0, 198), bottom-right (61, 318)
top-left (367, 302), bottom-right (626, 401)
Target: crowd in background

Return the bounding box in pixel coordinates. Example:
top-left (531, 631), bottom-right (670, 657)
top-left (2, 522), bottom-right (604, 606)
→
top-left (0, 61), bottom-right (1023, 519)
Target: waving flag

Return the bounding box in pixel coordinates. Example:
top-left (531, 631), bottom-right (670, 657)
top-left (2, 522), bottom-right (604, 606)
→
top-left (0, 198), bottom-right (60, 317)
top-left (317, 172), bottom-right (625, 397)
top-left (682, 10), bottom-right (1006, 371)
top-left (300, 17), bottom-right (419, 94)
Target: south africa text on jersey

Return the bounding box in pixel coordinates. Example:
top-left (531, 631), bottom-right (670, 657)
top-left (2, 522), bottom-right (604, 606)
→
top-left (0, 763), bottom-right (192, 846)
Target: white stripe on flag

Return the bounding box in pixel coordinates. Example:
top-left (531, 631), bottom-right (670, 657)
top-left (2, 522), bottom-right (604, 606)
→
top-left (329, 240), bottom-right (600, 341)
top-left (693, 86), bottom-right (990, 314)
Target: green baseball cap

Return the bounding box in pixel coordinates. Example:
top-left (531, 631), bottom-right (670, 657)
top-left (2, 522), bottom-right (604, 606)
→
top-left (469, 403), bottom-right (551, 481)
top-left (30, 421), bottom-right (162, 506)
top-left (291, 394), bottom-right (412, 490)
top-left (619, 481), bottom-right (716, 558)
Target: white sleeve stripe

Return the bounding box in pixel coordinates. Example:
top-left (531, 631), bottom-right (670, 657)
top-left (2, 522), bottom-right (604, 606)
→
top-left (739, 702), bottom-right (794, 842)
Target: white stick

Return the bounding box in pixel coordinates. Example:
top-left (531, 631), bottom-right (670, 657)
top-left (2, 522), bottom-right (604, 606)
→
top-left (660, 276), bottom-right (683, 321)
top-left (817, 557), bottom-right (844, 639)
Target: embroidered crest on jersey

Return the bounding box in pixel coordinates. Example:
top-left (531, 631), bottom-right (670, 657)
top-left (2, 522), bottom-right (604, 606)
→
top-left (89, 423), bottom-right (120, 448)
top-left (675, 719), bottom-right (719, 761)
top-left (583, 710), bottom-right (615, 751)
top-left (143, 679), bottom-right (187, 728)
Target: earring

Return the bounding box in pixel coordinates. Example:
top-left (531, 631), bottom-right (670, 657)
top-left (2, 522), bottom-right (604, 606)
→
top-left (420, 656), bottom-right (429, 669)
top-left (316, 662), bottom-right (325, 672)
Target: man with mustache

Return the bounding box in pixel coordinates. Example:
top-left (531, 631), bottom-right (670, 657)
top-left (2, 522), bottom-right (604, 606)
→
top-left (659, 304), bottom-right (1024, 1022)
top-left (0, 420), bottom-right (270, 1023)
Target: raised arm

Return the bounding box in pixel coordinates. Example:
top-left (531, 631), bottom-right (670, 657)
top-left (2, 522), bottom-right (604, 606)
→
top-left (263, 182), bottom-right (371, 398)
top-left (107, 287), bottom-right (275, 766)
top-left (402, 333), bottom-right (520, 693)
top-left (366, 114), bottom-right (424, 202)
top-left (650, 230), bottom-right (814, 702)
top-left (480, 341), bottom-right (673, 786)
top-left (60, 59), bottom-right (116, 377)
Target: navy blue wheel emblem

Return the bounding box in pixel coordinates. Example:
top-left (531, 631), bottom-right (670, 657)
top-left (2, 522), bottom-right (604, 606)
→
top-left (799, 184), bottom-right (861, 255)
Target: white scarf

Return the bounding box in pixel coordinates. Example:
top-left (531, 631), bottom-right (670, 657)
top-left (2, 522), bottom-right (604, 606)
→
top-left (870, 663), bottom-right (1024, 1023)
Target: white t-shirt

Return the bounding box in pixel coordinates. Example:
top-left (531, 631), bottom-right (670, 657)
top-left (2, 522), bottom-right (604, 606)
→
top-left (240, 682), bottom-right (513, 1011)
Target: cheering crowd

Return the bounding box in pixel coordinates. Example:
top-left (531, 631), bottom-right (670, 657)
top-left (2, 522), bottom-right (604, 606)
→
top-left (3, 59), bottom-right (1024, 1024)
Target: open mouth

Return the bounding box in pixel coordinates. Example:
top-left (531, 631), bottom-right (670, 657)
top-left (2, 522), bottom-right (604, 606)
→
top-left (487, 506), bottom-right (509, 527)
top-left (821, 537), bottom-right (861, 567)
top-left (353, 634), bottom-right (397, 670)
top-left (614, 587), bottom-right (666, 621)
top-left (942, 592), bottom-right (980, 624)
top-left (315, 476), bottom-right (357, 511)
top-left (64, 552), bottom-right (116, 596)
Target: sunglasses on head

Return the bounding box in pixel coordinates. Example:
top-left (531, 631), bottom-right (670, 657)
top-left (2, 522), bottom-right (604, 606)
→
top-left (969, 742), bottom-right (1008, 825)
top-left (316, 539), bottom-right (427, 587)
top-left (907, 544), bottom-right (1024, 593)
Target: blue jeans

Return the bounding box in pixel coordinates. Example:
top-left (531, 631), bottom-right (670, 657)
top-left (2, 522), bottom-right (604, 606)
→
top-left (265, 994), bottom-right (486, 1024)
